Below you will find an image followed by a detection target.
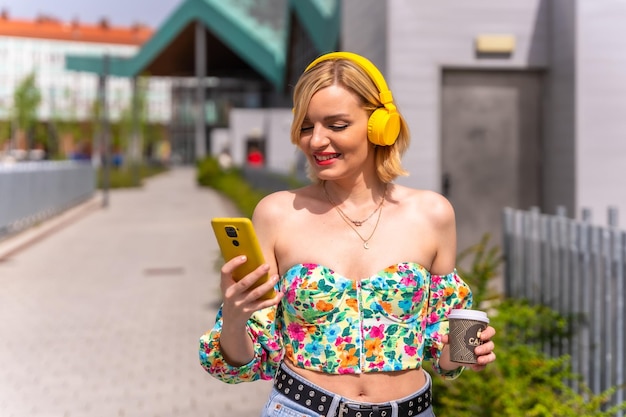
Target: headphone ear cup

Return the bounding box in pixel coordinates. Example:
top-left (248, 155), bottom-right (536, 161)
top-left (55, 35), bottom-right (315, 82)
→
top-left (367, 108), bottom-right (400, 146)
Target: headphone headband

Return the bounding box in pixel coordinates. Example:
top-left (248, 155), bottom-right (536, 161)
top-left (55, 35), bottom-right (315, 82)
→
top-left (304, 52), bottom-right (395, 106)
top-left (302, 51), bottom-right (400, 146)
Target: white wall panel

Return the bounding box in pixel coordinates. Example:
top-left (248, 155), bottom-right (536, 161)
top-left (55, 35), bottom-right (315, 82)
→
top-left (577, 0), bottom-right (626, 225)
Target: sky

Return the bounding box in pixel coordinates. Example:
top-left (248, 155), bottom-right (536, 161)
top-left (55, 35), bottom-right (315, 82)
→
top-left (0, 0), bottom-right (183, 28)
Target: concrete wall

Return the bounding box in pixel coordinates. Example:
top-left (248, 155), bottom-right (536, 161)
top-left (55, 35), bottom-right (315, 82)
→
top-left (576, 0), bottom-right (626, 226)
top-left (341, 0), bottom-right (387, 73)
top-left (543, 0), bottom-right (577, 216)
top-left (382, 0), bottom-right (550, 193)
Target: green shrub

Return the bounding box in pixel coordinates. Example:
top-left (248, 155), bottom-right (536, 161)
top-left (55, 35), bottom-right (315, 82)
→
top-left (456, 233), bottom-right (503, 308)
top-left (428, 235), bottom-right (626, 417)
top-left (429, 298), bottom-right (626, 417)
top-left (196, 156), bottom-right (221, 186)
top-left (196, 157), bottom-right (281, 218)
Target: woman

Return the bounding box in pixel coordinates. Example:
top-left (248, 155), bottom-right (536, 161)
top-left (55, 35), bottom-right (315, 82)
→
top-left (200, 51), bottom-right (496, 417)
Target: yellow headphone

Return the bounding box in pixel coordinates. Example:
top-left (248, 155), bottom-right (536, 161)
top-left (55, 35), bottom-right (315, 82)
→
top-left (304, 51), bottom-right (400, 146)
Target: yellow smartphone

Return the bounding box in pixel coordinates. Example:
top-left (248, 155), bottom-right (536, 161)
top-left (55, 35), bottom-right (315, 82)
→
top-left (211, 217), bottom-right (276, 300)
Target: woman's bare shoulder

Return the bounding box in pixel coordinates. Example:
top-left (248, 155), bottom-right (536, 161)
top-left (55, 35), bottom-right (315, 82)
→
top-left (394, 185), bottom-right (455, 226)
top-left (253, 190), bottom-right (292, 222)
top-left (252, 185), bottom-right (318, 224)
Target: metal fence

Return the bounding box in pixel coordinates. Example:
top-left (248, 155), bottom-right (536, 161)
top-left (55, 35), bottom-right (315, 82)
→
top-left (0, 161), bottom-right (95, 239)
top-left (503, 206), bottom-right (625, 414)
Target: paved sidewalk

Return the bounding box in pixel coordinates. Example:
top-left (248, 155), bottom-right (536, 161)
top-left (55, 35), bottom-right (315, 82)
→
top-left (0, 168), bottom-right (272, 417)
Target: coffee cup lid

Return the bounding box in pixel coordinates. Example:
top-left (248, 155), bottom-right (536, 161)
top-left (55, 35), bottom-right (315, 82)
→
top-left (448, 309), bottom-right (489, 323)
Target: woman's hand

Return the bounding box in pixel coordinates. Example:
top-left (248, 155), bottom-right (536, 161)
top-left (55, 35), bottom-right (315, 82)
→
top-left (220, 255), bottom-right (282, 326)
top-left (217, 255), bottom-right (282, 366)
top-left (440, 325), bottom-right (497, 372)
top-left (467, 325), bottom-right (496, 371)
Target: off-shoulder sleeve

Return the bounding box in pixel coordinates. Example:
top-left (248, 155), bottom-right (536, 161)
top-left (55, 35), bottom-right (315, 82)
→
top-left (199, 304), bottom-right (283, 384)
top-left (424, 269), bottom-right (473, 379)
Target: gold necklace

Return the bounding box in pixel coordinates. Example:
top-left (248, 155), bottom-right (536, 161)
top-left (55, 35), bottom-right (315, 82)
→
top-left (323, 182), bottom-right (387, 249)
top-left (323, 182), bottom-right (386, 226)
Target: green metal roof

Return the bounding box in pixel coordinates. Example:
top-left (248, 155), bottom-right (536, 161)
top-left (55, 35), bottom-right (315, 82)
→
top-left (289, 0), bottom-right (340, 54)
top-left (65, 0), bottom-right (339, 89)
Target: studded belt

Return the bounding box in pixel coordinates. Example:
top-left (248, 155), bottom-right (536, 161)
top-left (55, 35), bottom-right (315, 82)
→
top-left (274, 364), bottom-right (432, 417)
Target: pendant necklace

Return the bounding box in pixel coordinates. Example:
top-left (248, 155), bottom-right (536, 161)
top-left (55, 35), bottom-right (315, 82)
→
top-left (323, 182), bottom-right (386, 226)
top-left (323, 181), bottom-right (387, 249)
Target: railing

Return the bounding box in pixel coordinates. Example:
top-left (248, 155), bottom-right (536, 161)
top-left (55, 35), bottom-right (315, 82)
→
top-left (0, 161), bottom-right (95, 239)
top-left (503, 206), bottom-right (625, 414)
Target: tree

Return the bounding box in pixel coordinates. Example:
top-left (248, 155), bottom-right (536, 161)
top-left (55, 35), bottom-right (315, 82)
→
top-left (13, 72), bottom-right (42, 150)
top-left (119, 75), bottom-right (150, 185)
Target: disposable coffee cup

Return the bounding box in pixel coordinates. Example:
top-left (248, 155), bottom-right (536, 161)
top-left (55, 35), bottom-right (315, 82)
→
top-left (448, 309), bottom-right (489, 364)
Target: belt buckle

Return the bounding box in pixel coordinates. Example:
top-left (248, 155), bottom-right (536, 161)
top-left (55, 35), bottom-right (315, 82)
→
top-left (338, 402), bottom-right (386, 417)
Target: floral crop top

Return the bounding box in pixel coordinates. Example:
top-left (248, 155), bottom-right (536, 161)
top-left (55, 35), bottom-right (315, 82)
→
top-left (199, 262), bottom-right (472, 384)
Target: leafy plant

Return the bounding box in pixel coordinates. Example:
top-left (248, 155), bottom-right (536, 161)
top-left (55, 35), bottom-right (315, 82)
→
top-left (196, 156), bottom-right (273, 218)
top-left (456, 233), bottom-right (503, 308)
top-left (12, 72), bottom-right (42, 150)
top-left (427, 235), bottom-right (626, 416)
top-left (428, 299), bottom-right (626, 416)
top-left (118, 75), bottom-right (150, 167)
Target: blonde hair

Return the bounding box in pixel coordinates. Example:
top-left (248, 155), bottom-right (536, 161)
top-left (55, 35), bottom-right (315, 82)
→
top-left (291, 57), bottom-right (410, 183)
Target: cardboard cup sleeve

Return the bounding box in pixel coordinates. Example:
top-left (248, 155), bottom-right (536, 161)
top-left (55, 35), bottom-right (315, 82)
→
top-left (448, 309), bottom-right (490, 364)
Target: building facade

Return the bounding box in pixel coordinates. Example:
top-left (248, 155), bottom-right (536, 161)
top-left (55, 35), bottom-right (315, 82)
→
top-left (0, 13), bottom-right (171, 124)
